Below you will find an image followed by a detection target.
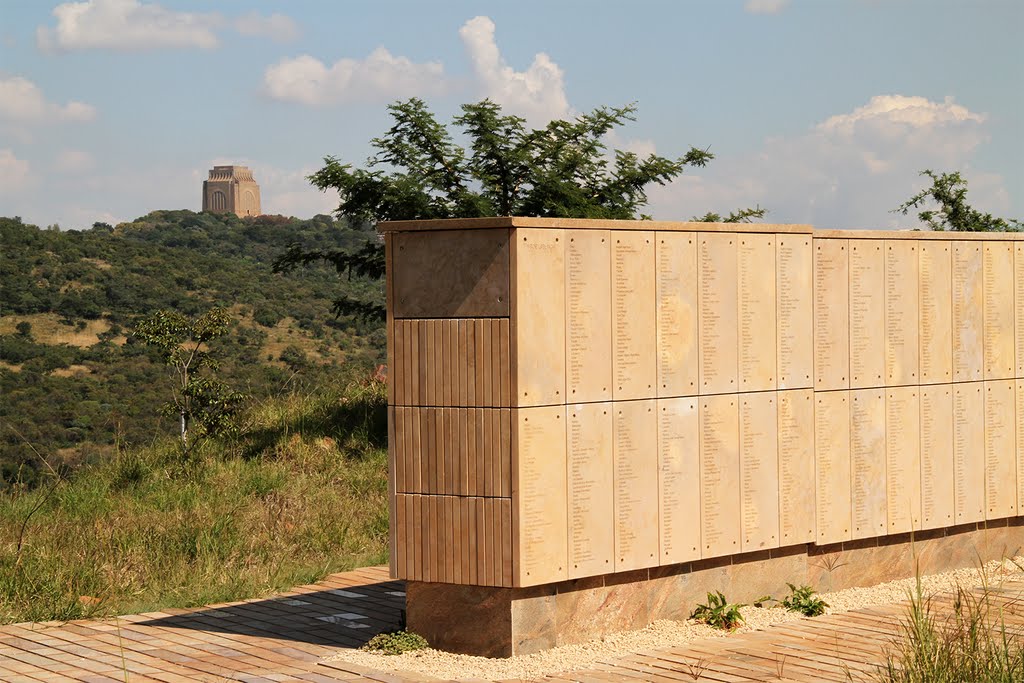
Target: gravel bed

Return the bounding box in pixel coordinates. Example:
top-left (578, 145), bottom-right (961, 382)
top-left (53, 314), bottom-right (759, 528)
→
top-left (325, 557), bottom-right (1024, 681)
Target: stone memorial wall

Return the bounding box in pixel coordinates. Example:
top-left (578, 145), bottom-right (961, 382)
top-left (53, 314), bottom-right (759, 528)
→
top-left (383, 219), bottom-right (1024, 596)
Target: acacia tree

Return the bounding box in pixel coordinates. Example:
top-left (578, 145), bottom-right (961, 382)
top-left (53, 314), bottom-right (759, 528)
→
top-left (275, 98), bottom-right (763, 321)
top-left (895, 170), bottom-right (1022, 232)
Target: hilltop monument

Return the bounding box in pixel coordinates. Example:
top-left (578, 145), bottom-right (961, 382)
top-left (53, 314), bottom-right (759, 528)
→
top-left (202, 165), bottom-right (261, 217)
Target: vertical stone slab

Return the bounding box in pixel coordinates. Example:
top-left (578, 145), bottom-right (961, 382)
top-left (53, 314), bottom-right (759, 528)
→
top-left (985, 380), bottom-right (1017, 519)
top-left (613, 232), bottom-right (656, 400)
top-left (777, 235), bottom-right (813, 389)
top-left (567, 402), bottom-right (614, 579)
top-left (658, 397), bottom-right (700, 564)
top-left (657, 233), bottom-right (699, 397)
top-left (850, 389), bottom-right (887, 539)
top-left (699, 233), bottom-right (739, 394)
top-left (953, 242), bottom-right (984, 382)
top-left (778, 389), bottom-right (815, 545)
top-left (954, 383), bottom-right (985, 524)
top-left (983, 242), bottom-right (1015, 380)
top-left (512, 406), bottom-right (566, 586)
top-left (849, 241), bottom-right (885, 388)
top-left (815, 391), bottom-right (851, 545)
top-left (1018, 381), bottom-right (1024, 512)
top-left (919, 241), bottom-right (954, 385)
top-left (613, 400), bottom-right (659, 570)
top-left (513, 229), bottom-right (565, 407)
top-left (1017, 245), bottom-right (1024, 377)
top-left (886, 386), bottom-right (921, 534)
top-left (885, 241), bottom-right (920, 386)
top-left (700, 394), bottom-right (741, 557)
top-left (738, 234), bottom-right (777, 392)
top-left (566, 230), bottom-right (612, 403)
top-left (920, 384), bottom-right (954, 530)
top-left (815, 240), bottom-right (850, 391)
top-left (740, 392), bottom-right (780, 552)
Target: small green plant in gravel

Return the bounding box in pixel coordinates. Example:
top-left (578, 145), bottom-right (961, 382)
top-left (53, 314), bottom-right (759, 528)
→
top-left (362, 630), bottom-right (429, 655)
top-left (781, 583), bottom-right (828, 617)
top-left (691, 591), bottom-right (745, 631)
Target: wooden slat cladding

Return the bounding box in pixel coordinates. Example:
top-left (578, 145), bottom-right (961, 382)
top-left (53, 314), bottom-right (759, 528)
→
top-left (393, 318), bottom-right (510, 407)
top-left (397, 494), bottom-right (512, 586)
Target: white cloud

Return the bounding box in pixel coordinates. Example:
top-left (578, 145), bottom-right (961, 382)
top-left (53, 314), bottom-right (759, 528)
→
top-left (459, 16), bottom-right (570, 125)
top-left (0, 76), bottom-right (96, 123)
top-left (37, 0), bottom-right (221, 51)
top-left (744, 0), bottom-right (790, 14)
top-left (263, 48), bottom-right (448, 106)
top-left (234, 12), bottom-right (299, 43)
top-left (55, 149), bottom-right (95, 173)
top-left (0, 149), bottom-right (32, 194)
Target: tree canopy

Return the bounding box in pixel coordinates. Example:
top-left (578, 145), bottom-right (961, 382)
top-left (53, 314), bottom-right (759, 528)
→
top-left (895, 170), bottom-right (1021, 232)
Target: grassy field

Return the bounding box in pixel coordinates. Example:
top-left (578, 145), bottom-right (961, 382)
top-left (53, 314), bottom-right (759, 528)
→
top-left (0, 375), bottom-right (389, 624)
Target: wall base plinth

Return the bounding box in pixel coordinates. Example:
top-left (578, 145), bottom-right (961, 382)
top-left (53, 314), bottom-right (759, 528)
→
top-left (407, 520), bottom-right (1024, 657)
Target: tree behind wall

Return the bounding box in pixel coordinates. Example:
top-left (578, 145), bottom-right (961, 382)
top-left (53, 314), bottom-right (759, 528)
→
top-left (895, 170), bottom-right (1022, 232)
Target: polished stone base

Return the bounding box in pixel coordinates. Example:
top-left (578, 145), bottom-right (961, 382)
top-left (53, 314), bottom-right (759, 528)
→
top-left (406, 519), bottom-right (1024, 656)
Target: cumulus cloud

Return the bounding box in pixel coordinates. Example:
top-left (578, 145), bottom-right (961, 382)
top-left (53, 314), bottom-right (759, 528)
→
top-left (459, 16), bottom-right (570, 125)
top-left (0, 76), bottom-right (96, 123)
top-left (0, 149), bottom-right (32, 194)
top-left (263, 48), bottom-right (448, 105)
top-left (744, 0), bottom-right (790, 14)
top-left (55, 149), bottom-right (95, 173)
top-left (234, 12), bottom-right (299, 43)
top-left (647, 94), bottom-right (1001, 229)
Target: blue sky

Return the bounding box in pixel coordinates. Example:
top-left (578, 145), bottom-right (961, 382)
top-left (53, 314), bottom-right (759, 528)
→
top-left (0, 0), bottom-right (1020, 230)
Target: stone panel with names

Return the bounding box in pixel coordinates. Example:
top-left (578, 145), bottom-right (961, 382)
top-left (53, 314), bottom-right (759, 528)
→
top-left (658, 397), bottom-right (700, 564)
top-left (740, 392), bottom-right (779, 552)
top-left (849, 241), bottom-right (885, 388)
top-left (815, 240), bottom-right (850, 391)
top-left (985, 380), bottom-right (1017, 519)
top-left (851, 389), bottom-right (886, 539)
top-left (920, 384), bottom-right (954, 529)
top-left (886, 386), bottom-right (921, 533)
top-left (700, 394), bottom-right (741, 557)
top-left (657, 233), bottom-right (699, 397)
top-left (614, 400), bottom-right (659, 570)
top-left (919, 242), bottom-right (954, 385)
top-left (613, 232), bottom-right (656, 400)
top-left (953, 383), bottom-right (985, 524)
top-left (778, 389), bottom-right (815, 544)
top-left (699, 233), bottom-right (738, 394)
top-left (815, 390), bottom-right (851, 545)
top-left (1018, 381), bottom-right (1024, 511)
top-left (567, 403), bottom-right (614, 579)
top-left (566, 230), bottom-right (612, 403)
top-left (1017, 247), bottom-right (1024, 377)
top-left (514, 229), bottom-right (566, 406)
top-left (953, 243), bottom-right (984, 382)
top-left (983, 242), bottom-right (1015, 380)
top-left (777, 236), bottom-right (813, 389)
top-left (739, 235), bottom-right (777, 392)
top-left (513, 406), bottom-right (566, 586)
top-left (885, 241), bottom-right (920, 386)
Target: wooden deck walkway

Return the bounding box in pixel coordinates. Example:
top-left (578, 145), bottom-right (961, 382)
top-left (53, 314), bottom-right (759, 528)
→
top-left (3, 567), bottom-right (1023, 682)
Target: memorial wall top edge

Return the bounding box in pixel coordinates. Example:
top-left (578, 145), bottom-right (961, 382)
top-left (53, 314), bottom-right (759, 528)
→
top-left (813, 228), bottom-right (1024, 240)
top-left (378, 216), bottom-right (814, 234)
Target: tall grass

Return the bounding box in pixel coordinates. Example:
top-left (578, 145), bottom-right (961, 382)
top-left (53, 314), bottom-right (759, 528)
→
top-left (0, 375), bottom-right (390, 624)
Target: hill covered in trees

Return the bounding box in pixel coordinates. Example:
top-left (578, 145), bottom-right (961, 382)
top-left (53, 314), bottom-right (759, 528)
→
top-left (0, 210), bottom-right (385, 487)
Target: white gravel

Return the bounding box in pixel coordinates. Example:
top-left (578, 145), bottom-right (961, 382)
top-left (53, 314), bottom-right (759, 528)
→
top-left (325, 557), bottom-right (1024, 682)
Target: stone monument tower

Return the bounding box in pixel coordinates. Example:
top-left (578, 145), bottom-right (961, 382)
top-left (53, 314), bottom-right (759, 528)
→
top-left (202, 165), bottom-right (261, 217)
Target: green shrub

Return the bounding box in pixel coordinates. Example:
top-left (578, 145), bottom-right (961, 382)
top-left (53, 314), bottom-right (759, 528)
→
top-left (362, 630), bottom-right (429, 655)
top-left (781, 583), bottom-right (828, 617)
top-left (691, 591), bottom-right (745, 630)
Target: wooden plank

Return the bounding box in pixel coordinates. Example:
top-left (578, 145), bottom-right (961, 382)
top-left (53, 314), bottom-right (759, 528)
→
top-left (475, 497), bottom-right (485, 585)
top-left (433, 319), bottom-right (444, 406)
top-left (394, 320), bottom-right (405, 406)
top-left (513, 228), bottom-right (566, 406)
top-left (490, 409), bottom-right (502, 499)
top-left (815, 390), bottom-right (851, 544)
top-left (459, 408), bottom-right (469, 495)
top-left (482, 317), bottom-right (493, 407)
top-left (389, 410), bottom-right (399, 579)
top-left (658, 397), bottom-right (700, 564)
top-left (1017, 246), bottom-right (1024, 377)
top-left (499, 318), bottom-right (511, 407)
top-left (415, 407), bottom-right (426, 493)
top-left (699, 232), bottom-right (739, 394)
top-left (393, 406), bottom-right (406, 494)
top-left (407, 494), bottom-right (418, 580)
top-left (405, 320), bottom-right (414, 407)
top-left (740, 391), bottom-right (780, 552)
top-left (985, 380), bottom-right (1017, 519)
top-left (885, 241), bottom-right (920, 386)
top-left (614, 400), bottom-right (659, 570)
top-left (657, 232), bottom-right (699, 397)
top-left (456, 320), bottom-right (467, 406)
top-left (953, 242), bottom-right (984, 382)
top-left (567, 229), bottom-right (612, 403)
top-left (849, 240), bottom-right (885, 388)
top-left (467, 408), bottom-right (478, 496)
top-left (443, 495), bottom-right (454, 583)
top-left (442, 321), bottom-right (453, 406)
top-left (954, 383), bottom-right (985, 524)
top-left (919, 241), bottom-right (953, 384)
top-left (984, 242), bottom-right (1015, 379)
top-left (466, 319), bottom-right (477, 405)
top-left (475, 407), bottom-right (486, 495)
top-left (778, 389), bottom-right (815, 544)
top-left (474, 318), bottom-right (486, 407)
top-left (417, 319), bottom-right (429, 405)
top-left (920, 384), bottom-right (954, 530)
top-left (386, 233), bottom-right (395, 406)
top-left (491, 318), bottom-right (502, 406)
top-left (431, 407), bottom-right (443, 494)
top-left (482, 405), bottom-right (493, 497)
top-left (492, 496), bottom-right (503, 586)
top-left (886, 386), bottom-right (921, 533)
top-left (410, 320), bottom-right (421, 405)
top-left (700, 394), bottom-right (741, 557)
top-left (850, 388), bottom-right (886, 539)
top-left (444, 408), bottom-right (455, 495)
top-left (739, 234), bottom-right (778, 392)
top-left (423, 494), bottom-right (434, 582)
top-left (459, 497), bottom-right (470, 585)
top-left (613, 231), bottom-right (657, 400)
top-left (777, 234), bottom-right (814, 389)
top-left (502, 498), bottom-right (513, 587)
top-left (814, 239), bottom-right (850, 391)
top-left (500, 407), bottom-right (512, 498)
